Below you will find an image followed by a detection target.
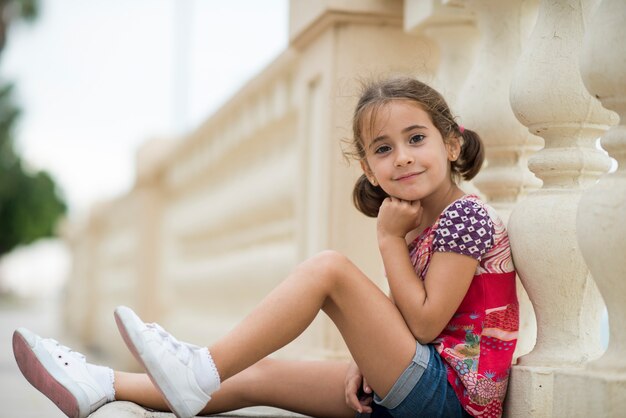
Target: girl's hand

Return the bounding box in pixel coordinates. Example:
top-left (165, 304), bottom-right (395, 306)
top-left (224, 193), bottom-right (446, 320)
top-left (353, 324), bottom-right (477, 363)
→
top-left (377, 197), bottom-right (423, 240)
top-left (344, 361), bottom-right (373, 413)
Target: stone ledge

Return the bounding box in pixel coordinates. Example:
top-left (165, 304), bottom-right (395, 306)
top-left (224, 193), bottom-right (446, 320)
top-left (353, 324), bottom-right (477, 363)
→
top-left (89, 401), bottom-right (307, 418)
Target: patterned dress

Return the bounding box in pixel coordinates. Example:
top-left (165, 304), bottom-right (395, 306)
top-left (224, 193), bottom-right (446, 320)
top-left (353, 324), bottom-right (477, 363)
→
top-left (408, 195), bottom-right (518, 418)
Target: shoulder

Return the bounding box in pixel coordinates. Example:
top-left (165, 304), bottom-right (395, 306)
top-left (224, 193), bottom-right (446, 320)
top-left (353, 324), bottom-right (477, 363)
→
top-left (438, 195), bottom-right (494, 235)
top-left (434, 195), bottom-right (495, 260)
top-left (441, 195), bottom-right (492, 222)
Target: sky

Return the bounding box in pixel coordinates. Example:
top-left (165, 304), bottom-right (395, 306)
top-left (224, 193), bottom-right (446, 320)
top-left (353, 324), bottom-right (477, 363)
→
top-left (2, 0), bottom-right (289, 215)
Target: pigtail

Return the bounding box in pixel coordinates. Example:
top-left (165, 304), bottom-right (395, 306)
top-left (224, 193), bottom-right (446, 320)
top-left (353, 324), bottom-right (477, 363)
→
top-left (352, 174), bottom-right (388, 217)
top-left (347, 77), bottom-right (487, 209)
top-left (454, 128), bottom-right (484, 181)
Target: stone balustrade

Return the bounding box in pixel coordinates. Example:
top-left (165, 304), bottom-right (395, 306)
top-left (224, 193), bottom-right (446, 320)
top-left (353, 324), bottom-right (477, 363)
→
top-left (63, 0), bottom-right (625, 415)
top-left (556, 0), bottom-right (626, 415)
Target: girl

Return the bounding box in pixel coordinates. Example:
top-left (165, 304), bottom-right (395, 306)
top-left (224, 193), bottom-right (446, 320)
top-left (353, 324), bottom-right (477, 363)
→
top-left (13, 77), bottom-right (518, 418)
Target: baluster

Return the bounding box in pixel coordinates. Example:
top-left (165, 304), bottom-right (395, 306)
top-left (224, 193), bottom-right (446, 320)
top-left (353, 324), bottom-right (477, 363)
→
top-left (452, 0), bottom-right (542, 361)
top-left (554, 0), bottom-right (626, 415)
top-left (577, 0), bottom-right (626, 375)
top-left (404, 0), bottom-right (478, 107)
top-left (456, 0), bottom-right (542, 221)
top-left (506, 0), bottom-right (617, 414)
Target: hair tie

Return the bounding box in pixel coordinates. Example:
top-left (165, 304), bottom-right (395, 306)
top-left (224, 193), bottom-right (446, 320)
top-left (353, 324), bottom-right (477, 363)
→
top-left (459, 125), bottom-right (465, 134)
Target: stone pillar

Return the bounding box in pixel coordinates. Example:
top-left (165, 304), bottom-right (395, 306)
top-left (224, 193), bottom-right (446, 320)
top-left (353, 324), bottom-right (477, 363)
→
top-left (134, 139), bottom-right (169, 322)
top-left (62, 215), bottom-right (101, 348)
top-left (453, 0), bottom-right (542, 360)
top-left (554, 0), bottom-right (626, 415)
top-left (577, 0), bottom-right (626, 376)
top-left (404, 0), bottom-right (478, 107)
top-left (506, 0), bottom-right (618, 415)
top-left (456, 0), bottom-right (542, 220)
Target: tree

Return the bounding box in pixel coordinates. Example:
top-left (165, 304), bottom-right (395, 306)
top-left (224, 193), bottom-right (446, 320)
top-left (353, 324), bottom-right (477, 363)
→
top-left (0, 0), bottom-right (39, 52)
top-left (0, 84), bottom-right (67, 256)
top-left (0, 0), bottom-right (67, 257)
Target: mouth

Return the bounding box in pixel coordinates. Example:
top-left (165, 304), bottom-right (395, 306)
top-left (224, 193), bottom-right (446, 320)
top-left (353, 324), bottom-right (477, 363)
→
top-left (393, 171), bottom-right (424, 181)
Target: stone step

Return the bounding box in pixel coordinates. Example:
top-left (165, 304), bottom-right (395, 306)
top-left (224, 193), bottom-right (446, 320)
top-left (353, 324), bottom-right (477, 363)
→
top-left (89, 401), bottom-right (308, 418)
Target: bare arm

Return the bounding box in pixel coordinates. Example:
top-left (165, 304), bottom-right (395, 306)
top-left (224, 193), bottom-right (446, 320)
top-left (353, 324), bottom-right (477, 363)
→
top-left (377, 197), bottom-right (477, 343)
top-left (380, 236), bottom-right (476, 343)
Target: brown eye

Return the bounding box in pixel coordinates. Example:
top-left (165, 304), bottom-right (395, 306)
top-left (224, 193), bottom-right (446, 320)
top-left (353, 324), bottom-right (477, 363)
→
top-left (374, 145), bottom-right (391, 154)
top-left (409, 134), bottom-right (425, 144)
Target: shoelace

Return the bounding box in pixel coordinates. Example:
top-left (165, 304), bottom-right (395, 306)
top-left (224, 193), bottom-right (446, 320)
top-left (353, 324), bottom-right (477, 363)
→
top-left (48, 338), bottom-right (86, 364)
top-left (146, 323), bottom-right (193, 364)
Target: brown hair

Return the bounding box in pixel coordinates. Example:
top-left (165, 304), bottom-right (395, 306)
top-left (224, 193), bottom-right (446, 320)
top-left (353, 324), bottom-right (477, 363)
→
top-left (347, 77), bottom-right (484, 217)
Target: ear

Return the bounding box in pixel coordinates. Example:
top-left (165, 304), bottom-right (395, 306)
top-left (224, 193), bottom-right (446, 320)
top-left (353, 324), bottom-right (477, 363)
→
top-left (446, 136), bottom-right (461, 162)
top-left (360, 160), bottom-right (379, 186)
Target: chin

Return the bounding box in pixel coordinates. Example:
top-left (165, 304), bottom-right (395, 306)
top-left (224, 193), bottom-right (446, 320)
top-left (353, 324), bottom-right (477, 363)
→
top-left (394, 193), bottom-right (425, 201)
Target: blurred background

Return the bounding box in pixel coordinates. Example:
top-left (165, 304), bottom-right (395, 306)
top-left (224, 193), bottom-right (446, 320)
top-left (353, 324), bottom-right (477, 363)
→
top-left (0, 0), bottom-right (619, 416)
top-left (0, 1), bottom-right (287, 416)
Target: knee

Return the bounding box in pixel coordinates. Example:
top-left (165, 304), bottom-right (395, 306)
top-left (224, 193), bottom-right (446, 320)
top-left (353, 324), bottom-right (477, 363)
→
top-left (302, 250), bottom-right (350, 277)
top-left (295, 250), bottom-right (354, 289)
top-left (312, 249), bottom-right (350, 268)
top-left (230, 358), bottom-right (276, 403)
top-left (251, 357), bottom-right (276, 374)
top-left (242, 357), bottom-right (273, 382)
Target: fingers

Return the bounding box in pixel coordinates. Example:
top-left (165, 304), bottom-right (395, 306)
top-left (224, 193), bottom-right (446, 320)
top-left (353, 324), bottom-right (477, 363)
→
top-left (378, 196), bottom-right (424, 239)
top-left (345, 376), bottom-right (373, 414)
top-left (362, 377), bottom-right (372, 395)
top-left (345, 378), bottom-right (363, 412)
top-left (384, 196), bottom-right (422, 207)
top-left (359, 397), bottom-right (374, 414)
top-left (381, 196), bottom-right (423, 217)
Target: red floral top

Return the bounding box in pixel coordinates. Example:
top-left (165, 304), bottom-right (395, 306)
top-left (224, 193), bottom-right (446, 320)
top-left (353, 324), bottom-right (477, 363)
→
top-left (408, 195), bottom-right (518, 418)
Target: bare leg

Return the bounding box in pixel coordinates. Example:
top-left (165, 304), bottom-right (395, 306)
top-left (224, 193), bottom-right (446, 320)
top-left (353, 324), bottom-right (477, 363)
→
top-left (205, 358), bottom-right (354, 417)
top-left (114, 372), bottom-right (167, 411)
top-left (114, 358), bottom-right (355, 418)
top-left (210, 250), bottom-right (417, 399)
top-left (116, 251), bottom-right (416, 415)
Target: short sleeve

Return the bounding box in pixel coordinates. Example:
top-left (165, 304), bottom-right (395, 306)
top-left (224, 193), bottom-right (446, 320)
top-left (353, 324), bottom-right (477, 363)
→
top-left (434, 199), bottom-right (494, 260)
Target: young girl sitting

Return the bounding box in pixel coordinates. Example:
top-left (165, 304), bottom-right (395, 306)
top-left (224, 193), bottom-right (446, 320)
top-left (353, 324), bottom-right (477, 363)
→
top-left (13, 76), bottom-right (518, 418)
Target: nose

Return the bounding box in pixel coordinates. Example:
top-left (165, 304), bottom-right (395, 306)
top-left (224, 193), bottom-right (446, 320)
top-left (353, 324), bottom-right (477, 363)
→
top-left (394, 147), bottom-right (414, 167)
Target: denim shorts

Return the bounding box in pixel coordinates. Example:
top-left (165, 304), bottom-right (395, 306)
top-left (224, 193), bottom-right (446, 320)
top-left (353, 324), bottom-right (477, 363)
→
top-left (358, 343), bottom-right (470, 418)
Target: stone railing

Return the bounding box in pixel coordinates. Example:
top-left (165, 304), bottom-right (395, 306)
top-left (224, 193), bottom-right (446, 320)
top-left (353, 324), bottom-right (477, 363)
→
top-left (63, 0), bottom-right (624, 415)
top-left (405, 0), bottom-right (625, 416)
top-left (65, 49), bottom-right (303, 367)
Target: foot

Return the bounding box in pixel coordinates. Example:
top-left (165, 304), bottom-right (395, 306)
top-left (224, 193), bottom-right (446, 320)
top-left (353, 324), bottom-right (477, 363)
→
top-left (114, 306), bottom-right (220, 418)
top-left (12, 328), bottom-right (114, 418)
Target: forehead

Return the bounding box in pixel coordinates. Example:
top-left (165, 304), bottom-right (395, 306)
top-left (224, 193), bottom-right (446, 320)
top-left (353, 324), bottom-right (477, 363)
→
top-left (360, 99), bottom-right (433, 137)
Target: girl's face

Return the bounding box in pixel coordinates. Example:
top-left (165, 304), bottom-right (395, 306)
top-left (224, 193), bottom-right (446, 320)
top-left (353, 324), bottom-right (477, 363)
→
top-left (359, 99), bottom-right (460, 203)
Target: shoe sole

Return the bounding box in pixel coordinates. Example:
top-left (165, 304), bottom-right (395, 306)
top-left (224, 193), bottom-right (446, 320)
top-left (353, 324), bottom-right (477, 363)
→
top-left (114, 307), bottom-right (193, 418)
top-left (12, 328), bottom-right (87, 418)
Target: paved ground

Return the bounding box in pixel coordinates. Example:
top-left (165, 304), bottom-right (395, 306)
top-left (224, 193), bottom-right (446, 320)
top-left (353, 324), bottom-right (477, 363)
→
top-left (0, 293), bottom-right (305, 417)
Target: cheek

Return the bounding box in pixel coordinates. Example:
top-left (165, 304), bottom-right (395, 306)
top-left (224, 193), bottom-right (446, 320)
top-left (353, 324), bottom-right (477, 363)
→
top-left (367, 158), bottom-right (384, 174)
top-left (429, 151), bottom-right (454, 178)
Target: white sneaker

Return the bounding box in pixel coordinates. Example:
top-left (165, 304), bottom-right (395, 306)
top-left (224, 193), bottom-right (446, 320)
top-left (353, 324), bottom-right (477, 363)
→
top-left (12, 328), bottom-right (114, 418)
top-left (114, 306), bottom-right (220, 418)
